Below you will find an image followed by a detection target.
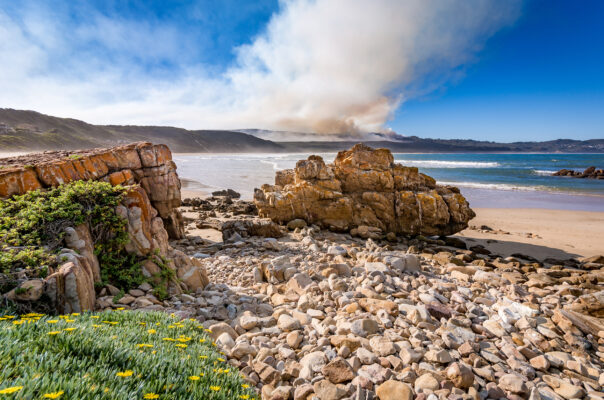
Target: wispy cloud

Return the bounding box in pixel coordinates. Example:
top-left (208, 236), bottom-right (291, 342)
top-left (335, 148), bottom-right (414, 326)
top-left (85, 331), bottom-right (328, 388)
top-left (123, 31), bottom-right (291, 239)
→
top-left (0, 0), bottom-right (521, 134)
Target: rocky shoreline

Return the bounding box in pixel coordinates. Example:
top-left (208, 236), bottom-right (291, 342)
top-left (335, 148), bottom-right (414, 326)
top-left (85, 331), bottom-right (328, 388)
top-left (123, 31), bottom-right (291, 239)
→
top-left (1, 143), bottom-right (603, 400)
top-left (96, 186), bottom-right (604, 400)
top-left (553, 167), bottom-right (604, 180)
top-left (104, 190), bottom-right (603, 400)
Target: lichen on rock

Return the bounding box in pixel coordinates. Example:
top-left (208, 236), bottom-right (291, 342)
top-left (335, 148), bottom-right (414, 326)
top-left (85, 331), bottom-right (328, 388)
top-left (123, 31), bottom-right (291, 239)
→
top-left (254, 143), bottom-right (475, 237)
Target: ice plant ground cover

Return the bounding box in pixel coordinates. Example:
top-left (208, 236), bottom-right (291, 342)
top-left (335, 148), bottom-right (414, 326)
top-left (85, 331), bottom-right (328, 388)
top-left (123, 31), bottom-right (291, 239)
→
top-left (0, 310), bottom-right (257, 399)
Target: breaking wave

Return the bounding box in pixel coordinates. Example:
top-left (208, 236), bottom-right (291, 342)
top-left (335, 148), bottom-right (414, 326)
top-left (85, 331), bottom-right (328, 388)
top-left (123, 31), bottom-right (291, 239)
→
top-left (395, 159), bottom-right (500, 168)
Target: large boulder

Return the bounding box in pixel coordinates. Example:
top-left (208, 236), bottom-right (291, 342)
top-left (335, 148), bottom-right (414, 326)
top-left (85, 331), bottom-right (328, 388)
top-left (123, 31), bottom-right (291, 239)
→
top-left (0, 142), bottom-right (184, 239)
top-left (254, 144), bottom-right (475, 236)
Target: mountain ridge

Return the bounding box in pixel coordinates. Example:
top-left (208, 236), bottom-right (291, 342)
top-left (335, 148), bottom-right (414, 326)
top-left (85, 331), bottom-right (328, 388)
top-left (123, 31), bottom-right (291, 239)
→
top-left (1, 108), bottom-right (603, 153)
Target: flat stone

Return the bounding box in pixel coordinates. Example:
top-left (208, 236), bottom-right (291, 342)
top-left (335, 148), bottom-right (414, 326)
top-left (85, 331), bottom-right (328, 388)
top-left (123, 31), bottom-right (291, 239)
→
top-left (321, 357), bottom-right (355, 384)
top-left (313, 380), bottom-right (347, 400)
top-left (376, 380), bottom-right (413, 400)
top-left (351, 318), bottom-right (380, 337)
top-left (369, 337), bottom-right (397, 357)
top-left (499, 374), bottom-right (528, 394)
top-left (278, 314), bottom-right (301, 331)
top-left (446, 362), bottom-right (474, 389)
top-left (414, 373), bottom-right (440, 392)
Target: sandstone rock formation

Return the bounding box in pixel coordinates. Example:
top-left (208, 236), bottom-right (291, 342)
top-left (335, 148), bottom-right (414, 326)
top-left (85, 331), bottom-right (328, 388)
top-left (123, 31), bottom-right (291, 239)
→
top-left (254, 144), bottom-right (475, 237)
top-left (0, 141), bottom-right (184, 238)
top-left (0, 142), bottom-right (209, 313)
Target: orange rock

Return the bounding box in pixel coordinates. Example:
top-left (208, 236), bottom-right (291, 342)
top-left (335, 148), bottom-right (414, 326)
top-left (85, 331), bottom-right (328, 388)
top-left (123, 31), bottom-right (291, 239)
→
top-left (0, 168), bottom-right (42, 197)
top-left (255, 143), bottom-right (475, 237)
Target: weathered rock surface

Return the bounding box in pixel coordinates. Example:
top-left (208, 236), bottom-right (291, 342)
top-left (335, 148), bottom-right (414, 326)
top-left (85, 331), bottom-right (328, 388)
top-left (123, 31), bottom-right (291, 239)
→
top-left (254, 144), bottom-right (475, 237)
top-left (1, 142), bottom-right (210, 313)
top-left (0, 142), bottom-right (184, 238)
top-left (165, 197), bottom-right (604, 400)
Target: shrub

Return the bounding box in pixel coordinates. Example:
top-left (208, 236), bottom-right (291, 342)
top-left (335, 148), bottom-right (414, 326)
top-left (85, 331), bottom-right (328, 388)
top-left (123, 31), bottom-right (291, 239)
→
top-left (0, 180), bottom-right (129, 274)
top-left (0, 310), bottom-right (257, 399)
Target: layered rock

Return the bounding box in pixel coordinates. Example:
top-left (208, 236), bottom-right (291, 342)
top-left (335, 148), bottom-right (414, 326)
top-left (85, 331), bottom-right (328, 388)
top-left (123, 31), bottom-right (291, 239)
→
top-left (0, 141), bottom-right (184, 238)
top-left (0, 142), bottom-right (209, 313)
top-left (254, 144), bottom-right (475, 236)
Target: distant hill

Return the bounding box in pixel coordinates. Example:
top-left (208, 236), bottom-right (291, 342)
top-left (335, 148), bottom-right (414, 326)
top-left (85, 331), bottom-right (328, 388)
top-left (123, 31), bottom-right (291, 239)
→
top-left (0, 108), bottom-right (282, 153)
top-left (1, 108), bottom-right (603, 153)
top-left (276, 137), bottom-right (604, 153)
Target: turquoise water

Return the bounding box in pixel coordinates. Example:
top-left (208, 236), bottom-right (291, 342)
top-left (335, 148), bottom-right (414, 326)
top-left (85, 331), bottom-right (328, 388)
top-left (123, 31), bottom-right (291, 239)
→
top-left (391, 153), bottom-right (604, 195)
top-left (173, 152), bottom-right (604, 211)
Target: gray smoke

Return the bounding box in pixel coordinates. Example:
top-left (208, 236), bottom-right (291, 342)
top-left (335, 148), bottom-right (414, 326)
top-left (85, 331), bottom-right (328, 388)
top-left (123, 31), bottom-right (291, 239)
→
top-left (0, 0), bottom-right (522, 134)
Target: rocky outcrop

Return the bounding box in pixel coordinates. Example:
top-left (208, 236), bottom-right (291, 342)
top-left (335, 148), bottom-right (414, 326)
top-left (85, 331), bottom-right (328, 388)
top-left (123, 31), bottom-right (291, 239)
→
top-left (0, 142), bottom-right (209, 313)
top-left (553, 166), bottom-right (604, 179)
top-left (0, 141), bottom-right (184, 238)
top-left (254, 144), bottom-right (475, 237)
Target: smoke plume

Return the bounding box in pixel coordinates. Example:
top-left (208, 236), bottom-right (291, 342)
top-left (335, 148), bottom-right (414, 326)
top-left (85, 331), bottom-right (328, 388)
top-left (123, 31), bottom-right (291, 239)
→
top-left (0, 0), bottom-right (522, 135)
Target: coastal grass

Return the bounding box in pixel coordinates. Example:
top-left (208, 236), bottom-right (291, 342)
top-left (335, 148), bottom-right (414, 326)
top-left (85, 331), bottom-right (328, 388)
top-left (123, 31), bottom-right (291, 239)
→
top-left (0, 310), bottom-right (256, 399)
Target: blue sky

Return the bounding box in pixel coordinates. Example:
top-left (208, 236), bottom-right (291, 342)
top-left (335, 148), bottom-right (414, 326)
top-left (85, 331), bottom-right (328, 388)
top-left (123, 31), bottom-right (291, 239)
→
top-left (0, 0), bottom-right (602, 142)
top-left (394, 0), bottom-right (604, 141)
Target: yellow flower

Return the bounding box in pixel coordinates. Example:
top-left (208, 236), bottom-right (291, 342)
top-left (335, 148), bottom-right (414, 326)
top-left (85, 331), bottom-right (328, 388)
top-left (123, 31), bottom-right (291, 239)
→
top-left (136, 344), bottom-right (154, 348)
top-left (47, 320), bottom-right (59, 324)
top-left (12, 320), bottom-right (24, 325)
top-left (242, 384), bottom-right (250, 389)
top-left (147, 329), bottom-right (157, 334)
top-left (116, 370), bottom-right (133, 377)
top-left (71, 313), bottom-right (80, 316)
top-left (188, 376), bottom-right (200, 381)
top-left (175, 344), bottom-right (187, 348)
top-left (90, 316), bottom-right (99, 319)
top-left (239, 396), bottom-right (250, 399)
top-left (64, 328), bottom-right (76, 332)
top-left (210, 386), bottom-right (220, 392)
top-left (162, 338), bottom-right (175, 342)
top-left (0, 386), bottom-right (23, 394)
top-left (48, 331), bottom-right (60, 335)
top-left (199, 355), bottom-right (208, 359)
top-left (65, 319), bottom-right (75, 323)
top-left (217, 357), bottom-right (225, 362)
top-left (116, 307), bottom-right (125, 311)
top-left (92, 324), bottom-right (102, 328)
top-left (144, 394), bottom-right (160, 399)
top-left (199, 339), bottom-right (205, 343)
top-left (43, 390), bottom-right (65, 398)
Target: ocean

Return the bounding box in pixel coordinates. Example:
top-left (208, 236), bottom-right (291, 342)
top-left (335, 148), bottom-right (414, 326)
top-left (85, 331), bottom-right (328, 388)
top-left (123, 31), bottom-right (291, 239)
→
top-left (173, 152), bottom-right (604, 212)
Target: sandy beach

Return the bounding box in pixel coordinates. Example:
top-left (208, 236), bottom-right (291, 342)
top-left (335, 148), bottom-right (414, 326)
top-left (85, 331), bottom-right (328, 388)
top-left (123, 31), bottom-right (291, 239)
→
top-left (457, 208), bottom-right (604, 259)
top-left (183, 180), bottom-right (604, 260)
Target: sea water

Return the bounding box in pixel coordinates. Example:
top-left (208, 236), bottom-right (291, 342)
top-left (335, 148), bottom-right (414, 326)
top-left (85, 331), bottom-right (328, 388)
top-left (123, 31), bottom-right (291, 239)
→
top-left (173, 152), bottom-right (604, 211)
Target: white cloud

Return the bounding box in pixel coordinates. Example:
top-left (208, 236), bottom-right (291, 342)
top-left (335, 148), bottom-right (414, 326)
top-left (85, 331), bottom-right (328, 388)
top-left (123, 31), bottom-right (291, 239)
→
top-left (0, 0), bottom-right (521, 134)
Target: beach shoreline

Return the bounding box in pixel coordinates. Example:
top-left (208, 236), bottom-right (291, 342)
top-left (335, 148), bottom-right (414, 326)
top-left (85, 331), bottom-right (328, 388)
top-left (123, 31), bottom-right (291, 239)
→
top-left (457, 207), bottom-right (604, 259)
top-left (182, 181), bottom-right (604, 260)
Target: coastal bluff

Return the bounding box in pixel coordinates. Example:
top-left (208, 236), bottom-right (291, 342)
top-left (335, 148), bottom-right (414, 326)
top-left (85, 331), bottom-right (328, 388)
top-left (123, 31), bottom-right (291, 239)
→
top-left (0, 142), bottom-right (208, 313)
top-left (254, 144), bottom-right (475, 238)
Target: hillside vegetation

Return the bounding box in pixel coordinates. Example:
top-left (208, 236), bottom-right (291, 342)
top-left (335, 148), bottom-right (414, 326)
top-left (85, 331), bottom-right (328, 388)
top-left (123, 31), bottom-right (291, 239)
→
top-left (0, 109), bottom-right (282, 153)
top-left (2, 108), bottom-right (603, 153)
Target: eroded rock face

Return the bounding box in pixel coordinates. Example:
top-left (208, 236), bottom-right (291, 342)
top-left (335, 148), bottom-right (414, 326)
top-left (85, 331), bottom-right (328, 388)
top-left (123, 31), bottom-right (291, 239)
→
top-left (0, 142), bottom-right (210, 312)
top-left (0, 142), bottom-right (184, 238)
top-left (254, 144), bottom-right (475, 236)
